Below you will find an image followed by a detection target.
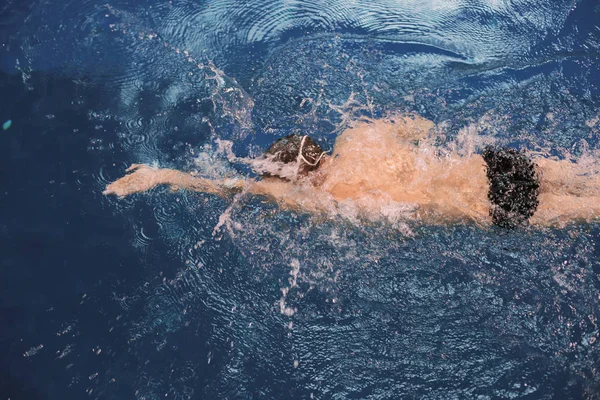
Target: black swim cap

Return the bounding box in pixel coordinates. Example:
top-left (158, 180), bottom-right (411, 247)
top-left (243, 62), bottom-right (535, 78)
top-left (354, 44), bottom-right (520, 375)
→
top-left (482, 147), bottom-right (540, 228)
top-left (262, 134), bottom-right (325, 178)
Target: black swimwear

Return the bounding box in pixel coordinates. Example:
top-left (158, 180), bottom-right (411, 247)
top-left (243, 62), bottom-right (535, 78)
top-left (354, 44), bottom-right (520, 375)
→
top-left (262, 134), bottom-right (326, 178)
top-left (482, 147), bottom-right (540, 228)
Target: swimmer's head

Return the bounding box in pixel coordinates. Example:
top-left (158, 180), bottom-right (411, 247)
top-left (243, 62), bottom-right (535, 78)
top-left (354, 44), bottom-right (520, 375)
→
top-left (259, 134), bottom-right (326, 179)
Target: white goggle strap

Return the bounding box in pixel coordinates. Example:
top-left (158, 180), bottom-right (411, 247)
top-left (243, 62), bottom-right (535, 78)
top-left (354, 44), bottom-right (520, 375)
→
top-left (297, 135), bottom-right (326, 167)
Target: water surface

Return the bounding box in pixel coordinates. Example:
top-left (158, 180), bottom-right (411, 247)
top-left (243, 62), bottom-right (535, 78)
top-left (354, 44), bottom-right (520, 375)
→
top-left (1, 0), bottom-right (600, 398)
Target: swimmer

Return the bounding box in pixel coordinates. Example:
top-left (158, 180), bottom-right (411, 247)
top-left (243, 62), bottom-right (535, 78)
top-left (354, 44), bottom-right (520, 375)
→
top-left (104, 115), bottom-right (600, 228)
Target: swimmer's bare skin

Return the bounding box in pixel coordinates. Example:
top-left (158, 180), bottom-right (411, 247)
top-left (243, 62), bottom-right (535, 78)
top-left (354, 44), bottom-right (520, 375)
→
top-left (104, 164), bottom-right (331, 212)
top-left (105, 116), bottom-right (600, 227)
top-left (104, 164), bottom-right (243, 197)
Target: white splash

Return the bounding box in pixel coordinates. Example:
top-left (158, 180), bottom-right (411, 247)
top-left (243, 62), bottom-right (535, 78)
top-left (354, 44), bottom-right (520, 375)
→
top-left (279, 259), bottom-right (301, 316)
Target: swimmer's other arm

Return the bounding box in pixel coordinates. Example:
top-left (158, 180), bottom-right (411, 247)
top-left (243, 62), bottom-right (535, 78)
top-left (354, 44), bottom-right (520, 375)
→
top-left (103, 164), bottom-right (246, 198)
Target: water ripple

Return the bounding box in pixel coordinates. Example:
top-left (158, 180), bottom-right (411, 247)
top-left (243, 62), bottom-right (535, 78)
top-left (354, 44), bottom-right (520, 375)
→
top-left (154, 0), bottom-right (575, 63)
top-left (13, 0), bottom-right (600, 398)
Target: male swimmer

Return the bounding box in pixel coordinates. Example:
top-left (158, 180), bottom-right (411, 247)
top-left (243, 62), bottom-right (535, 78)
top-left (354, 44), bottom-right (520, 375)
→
top-left (104, 115), bottom-right (600, 228)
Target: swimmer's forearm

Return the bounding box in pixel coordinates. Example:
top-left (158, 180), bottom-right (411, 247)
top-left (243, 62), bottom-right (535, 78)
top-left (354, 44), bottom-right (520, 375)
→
top-left (158, 169), bottom-right (226, 196)
top-left (104, 164), bottom-right (246, 198)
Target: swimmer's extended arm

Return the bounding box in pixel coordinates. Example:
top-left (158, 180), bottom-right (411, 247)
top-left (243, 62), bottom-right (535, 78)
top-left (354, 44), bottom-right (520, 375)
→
top-left (103, 164), bottom-right (245, 198)
top-left (104, 164), bottom-right (330, 213)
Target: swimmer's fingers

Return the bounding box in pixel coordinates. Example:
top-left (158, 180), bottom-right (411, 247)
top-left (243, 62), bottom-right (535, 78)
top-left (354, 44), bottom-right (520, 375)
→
top-left (103, 178), bottom-right (139, 197)
top-left (103, 165), bottom-right (146, 196)
top-left (126, 163), bottom-right (152, 173)
top-left (103, 167), bottom-right (161, 197)
top-left (102, 182), bottom-right (125, 197)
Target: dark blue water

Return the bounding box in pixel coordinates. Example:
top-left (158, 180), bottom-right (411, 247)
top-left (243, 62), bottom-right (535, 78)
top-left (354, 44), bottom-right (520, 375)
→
top-left (1, 0), bottom-right (600, 399)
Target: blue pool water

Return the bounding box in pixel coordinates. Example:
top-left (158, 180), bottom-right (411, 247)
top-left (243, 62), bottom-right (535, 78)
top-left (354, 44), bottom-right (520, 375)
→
top-left (1, 0), bottom-right (600, 398)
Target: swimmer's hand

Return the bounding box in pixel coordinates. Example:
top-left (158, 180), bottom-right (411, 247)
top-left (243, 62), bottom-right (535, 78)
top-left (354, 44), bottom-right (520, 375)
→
top-left (103, 164), bottom-right (164, 197)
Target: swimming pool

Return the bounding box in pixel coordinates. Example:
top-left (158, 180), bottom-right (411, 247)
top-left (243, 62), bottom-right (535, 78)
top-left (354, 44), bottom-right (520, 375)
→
top-left (1, 0), bottom-right (599, 398)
